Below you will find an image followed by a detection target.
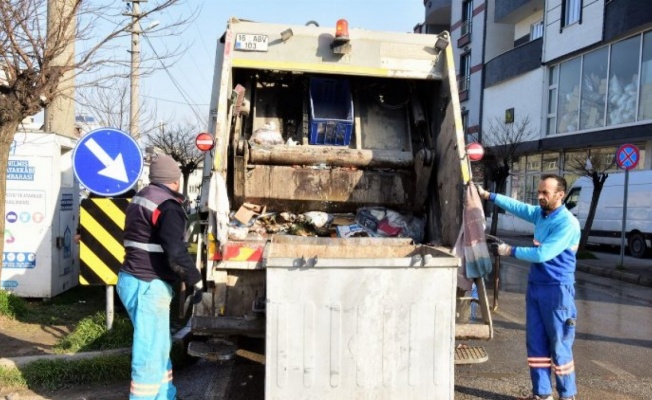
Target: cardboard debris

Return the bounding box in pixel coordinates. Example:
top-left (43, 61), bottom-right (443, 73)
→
top-left (331, 214), bottom-right (356, 226)
top-left (336, 224), bottom-right (368, 238)
top-left (234, 202), bottom-right (266, 224)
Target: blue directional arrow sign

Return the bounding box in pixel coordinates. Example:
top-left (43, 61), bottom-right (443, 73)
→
top-left (73, 128), bottom-right (143, 196)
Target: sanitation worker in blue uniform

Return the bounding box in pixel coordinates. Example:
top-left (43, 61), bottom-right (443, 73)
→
top-left (478, 174), bottom-right (580, 400)
top-left (117, 154), bottom-right (203, 400)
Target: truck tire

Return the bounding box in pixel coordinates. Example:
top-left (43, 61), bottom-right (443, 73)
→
top-left (628, 232), bottom-right (648, 258)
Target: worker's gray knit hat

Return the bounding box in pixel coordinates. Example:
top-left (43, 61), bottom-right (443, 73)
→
top-left (149, 154), bottom-right (180, 184)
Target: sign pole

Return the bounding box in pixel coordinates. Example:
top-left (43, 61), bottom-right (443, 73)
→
top-left (106, 285), bottom-right (114, 330)
top-left (619, 168), bottom-right (629, 265)
top-left (73, 128), bottom-right (144, 330)
top-left (615, 143), bottom-right (639, 265)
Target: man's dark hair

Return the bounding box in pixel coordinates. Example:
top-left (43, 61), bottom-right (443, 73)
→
top-left (542, 174), bottom-right (567, 193)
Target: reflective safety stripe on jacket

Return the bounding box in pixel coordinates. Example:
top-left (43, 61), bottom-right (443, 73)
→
top-left (123, 240), bottom-right (164, 253)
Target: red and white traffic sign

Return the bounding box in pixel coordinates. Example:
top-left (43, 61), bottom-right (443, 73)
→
top-left (466, 142), bottom-right (484, 162)
top-left (195, 132), bottom-right (215, 151)
top-left (616, 143), bottom-right (639, 170)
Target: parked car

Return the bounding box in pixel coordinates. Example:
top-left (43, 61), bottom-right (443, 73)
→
top-left (564, 170), bottom-right (652, 258)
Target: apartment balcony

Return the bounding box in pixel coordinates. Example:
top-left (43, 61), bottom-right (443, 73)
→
top-left (424, 0), bottom-right (451, 26)
top-left (494, 0), bottom-right (544, 24)
top-left (604, 0), bottom-right (652, 42)
top-left (484, 38), bottom-right (542, 88)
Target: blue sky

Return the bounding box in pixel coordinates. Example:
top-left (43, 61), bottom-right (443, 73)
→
top-left (140, 0), bottom-right (426, 130)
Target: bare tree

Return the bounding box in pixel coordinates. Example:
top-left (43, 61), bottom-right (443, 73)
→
top-left (76, 74), bottom-right (157, 133)
top-left (565, 150), bottom-right (615, 252)
top-left (145, 123), bottom-right (204, 196)
top-left (482, 115), bottom-right (539, 235)
top-left (0, 0), bottom-right (193, 277)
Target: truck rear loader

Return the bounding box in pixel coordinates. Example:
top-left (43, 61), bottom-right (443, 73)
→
top-left (187, 17), bottom-right (493, 399)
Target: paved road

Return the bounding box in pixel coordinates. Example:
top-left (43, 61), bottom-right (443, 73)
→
top-left (3, 244), bottom-right (650, 400)
top-left (455, 258), bottom-right (652, 400)
top-left (170, 254), bottom-right (652, 400)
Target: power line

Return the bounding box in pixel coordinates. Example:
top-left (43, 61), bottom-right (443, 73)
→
top-left (142, 34), bottom-right (206, 123)
top-left (142, 94), bottom-right (208, 106)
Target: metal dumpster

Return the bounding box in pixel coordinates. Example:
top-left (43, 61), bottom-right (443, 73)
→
top-left (264, 236), bottom-right (459, 400)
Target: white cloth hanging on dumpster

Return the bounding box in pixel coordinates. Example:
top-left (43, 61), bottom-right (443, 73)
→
top-left (454, 182), bottom-right (492, 290)
top-left (207, 172), bottom-right (230, 245)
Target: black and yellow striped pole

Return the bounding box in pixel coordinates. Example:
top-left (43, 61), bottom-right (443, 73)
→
top-left (79, 198), bottom-right (130, 284)
top-left (79, 197), bottom-right (131, 329)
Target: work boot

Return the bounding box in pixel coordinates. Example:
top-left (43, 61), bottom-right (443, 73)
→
top-left (517, 395), bottom-right (553, 400)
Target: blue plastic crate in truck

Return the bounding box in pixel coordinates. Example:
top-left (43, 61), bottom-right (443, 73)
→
top-left (308, 77), bottom-right (354, 146)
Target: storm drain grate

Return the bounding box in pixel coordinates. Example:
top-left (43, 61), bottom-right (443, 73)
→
top-left (454, 345), bottom-right (489, 365)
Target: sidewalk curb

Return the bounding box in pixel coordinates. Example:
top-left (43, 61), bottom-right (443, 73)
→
top-left (0, 324), bottom-right (192, 369)
top-left (640, 276), bottom-right (652, 287)
top-left (0, 348), bottom-right (130, 369)
top-left (577, 263), bottom-right (651, 288)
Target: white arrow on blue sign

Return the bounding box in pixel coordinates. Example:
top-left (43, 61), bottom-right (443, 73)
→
top-left (73, 128), bottom-right (144, 196)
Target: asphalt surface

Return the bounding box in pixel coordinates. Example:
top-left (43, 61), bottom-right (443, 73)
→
top-left (1, 231), bottom-right (650, 399)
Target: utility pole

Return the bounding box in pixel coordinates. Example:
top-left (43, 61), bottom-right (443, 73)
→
top-left (44, 0), bottom-right (76, 138)
top-left (125, 0), bottom-right (145, 141)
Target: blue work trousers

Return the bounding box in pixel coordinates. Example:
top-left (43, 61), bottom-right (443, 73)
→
top-left (117, 271), bottom-right (177, 400)
top-left (525, 283), bottom-right (577, 398)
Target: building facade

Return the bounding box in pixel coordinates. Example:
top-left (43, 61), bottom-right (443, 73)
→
top-left (423, 0), bottom-right (652, 232)
top-left (420, 0), bottom-right (487, 144)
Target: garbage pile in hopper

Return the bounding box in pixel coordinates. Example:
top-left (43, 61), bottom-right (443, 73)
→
top-left (228, 204), bottom-right (425, 243)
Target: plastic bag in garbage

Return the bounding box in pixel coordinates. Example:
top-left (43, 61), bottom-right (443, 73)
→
top-left (355, 207), bottom-right (425, 242)
top-left (302, 211), bottom-right (333, 228)
top-left (250, 122), bottom-right (284, 145)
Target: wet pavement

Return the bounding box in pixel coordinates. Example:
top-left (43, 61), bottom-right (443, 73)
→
top-left (456, 252), bottom-right (652, 400)
top-left (495, 229), bottom-right (652, 288)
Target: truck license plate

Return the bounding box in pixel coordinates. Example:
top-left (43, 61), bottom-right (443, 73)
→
top-left (234, 34), bottom-right (268, 52)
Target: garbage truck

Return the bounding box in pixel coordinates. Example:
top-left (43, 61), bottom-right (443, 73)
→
top-left (187, 17), bottom-right (493, 399)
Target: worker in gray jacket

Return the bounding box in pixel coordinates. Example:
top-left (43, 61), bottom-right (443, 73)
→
top-left (117, 154), bottom-right (202, 400)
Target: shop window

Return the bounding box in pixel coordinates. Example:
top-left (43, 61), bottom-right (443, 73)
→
top-left (580, 47), bottom-right (608, 130)
top-left (607, 36), bottom-right (641, 126)
top-left (549, 31), bottom-right (652, 134)
top-left (556, 58), bottom-right (581, 134)
top-left (524, 154), bottom-right (542, 205)
top-left (590, 147), bottom-right (618, 172)
top-left (563, 150), bottom-right (587, 187)
top-left (509, 156), bottom-right (526, 200)
top-left (542, 152), bottom-right (560, 173)
top-left (639, 31), bottom-right (652, 121)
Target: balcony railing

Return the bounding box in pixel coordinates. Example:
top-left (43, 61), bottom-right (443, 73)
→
top-left (484, 38), bottom-right (542, 88)
top-left (460, 20), bottom-right (472, 36)
top-left (458, 75), bottom-right (471, 92)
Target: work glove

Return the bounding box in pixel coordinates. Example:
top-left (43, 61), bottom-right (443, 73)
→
top-left (489, 241), bottom-right (512, 257)
top-left (476, 185), bottom-right (490, 200)
top-left (190, 280), bottom-right (204, 305)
